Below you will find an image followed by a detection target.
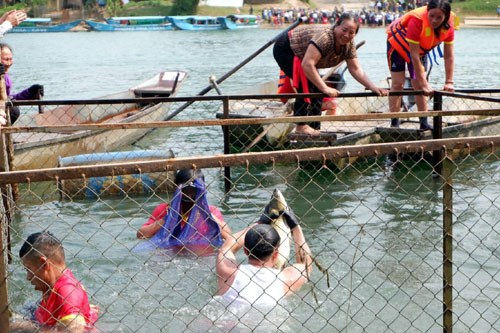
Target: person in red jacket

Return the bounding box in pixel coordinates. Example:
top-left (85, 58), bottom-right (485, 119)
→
top-left (387, 0), bottom-right (456, 129)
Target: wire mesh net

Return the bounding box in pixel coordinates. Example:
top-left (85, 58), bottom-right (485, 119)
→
top-left (1, 91), bottom-right (499, 332)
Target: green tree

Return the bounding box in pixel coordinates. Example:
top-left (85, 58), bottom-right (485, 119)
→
top-left (171, 0), bottom-right (198, 15)
top-left (105, 0), bottom-right (122, 17)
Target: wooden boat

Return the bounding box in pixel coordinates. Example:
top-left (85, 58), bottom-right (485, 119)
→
top-left (167, 16), bottom-right (224, 31)
top-left (85, 20), bottom-right (173, 31)
top-left (218, 14), bottom-right (260, 29)
top-left (216, 66), bottom-right (349, 153)
top-left (58, 150), bottom-right (176, 199)
top-left (12, 70), bottom-right (187, 170)
top-left (10, 18), bottom-right (82, 33)
top-left (217, 78), bottom-right (500, 161)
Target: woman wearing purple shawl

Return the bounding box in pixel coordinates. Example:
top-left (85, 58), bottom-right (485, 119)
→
top-left (137, 169), bottom-right (231, 255)
top-left (0, 43), bottom-right (44, 124)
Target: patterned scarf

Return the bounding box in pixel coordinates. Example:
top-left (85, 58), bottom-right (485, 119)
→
top-left (136, 178), bottom-right (222, 253)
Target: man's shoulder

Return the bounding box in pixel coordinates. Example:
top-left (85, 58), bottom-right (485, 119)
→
top-left (55, 269), bottom-right (84, 290)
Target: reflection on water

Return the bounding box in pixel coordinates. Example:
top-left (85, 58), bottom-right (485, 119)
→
top-left (5, 28), bottom-right (500, 331)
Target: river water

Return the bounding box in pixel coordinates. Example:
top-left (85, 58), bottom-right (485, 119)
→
top-left (5, 27), bottom-right (500, 332)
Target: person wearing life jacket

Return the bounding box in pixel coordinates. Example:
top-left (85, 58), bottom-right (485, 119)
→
top-left (387, 0), bottom-right (456, 129)
top-left (273, 13), bottom-right (387, 135)
top-left (136, 169), bottom-right (231, 255)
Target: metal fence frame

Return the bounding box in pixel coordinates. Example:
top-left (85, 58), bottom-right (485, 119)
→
top-left (1, 90), bottom-right (499, 332)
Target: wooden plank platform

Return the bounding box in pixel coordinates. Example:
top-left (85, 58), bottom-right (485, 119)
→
top-left (288, 132), bottom-right (337, 142)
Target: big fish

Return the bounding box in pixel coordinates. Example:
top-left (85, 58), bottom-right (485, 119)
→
top-left (261, 189), bottom-right (292, 270)
top-left (261, 189), bottom-right (331, 295)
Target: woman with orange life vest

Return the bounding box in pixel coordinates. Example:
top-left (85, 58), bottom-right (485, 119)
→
top-left (387, 0), bottom-right (456, 129)
top-left (273, 13), bottom-right (388, 135)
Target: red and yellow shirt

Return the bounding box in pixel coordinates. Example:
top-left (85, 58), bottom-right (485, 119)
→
top-left (35, 269), bottom-right (98, 328)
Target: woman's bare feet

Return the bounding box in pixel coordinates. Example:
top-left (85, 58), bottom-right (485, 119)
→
top-left (295, 124), bottom-right (320, 135)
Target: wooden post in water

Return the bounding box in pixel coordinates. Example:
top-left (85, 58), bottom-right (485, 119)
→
top-left (442, 151), bottom-right (454, 333)
top-left (0, 71), bottom-right (11, 333)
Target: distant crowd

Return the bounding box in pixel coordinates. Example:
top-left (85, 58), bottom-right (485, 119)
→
top-left (258, 0), bottom-right (431, 27)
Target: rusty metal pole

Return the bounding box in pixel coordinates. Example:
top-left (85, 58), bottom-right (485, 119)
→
top-left (442, 151), bottom-right (454, 333)
top-left (432, 92), bottom-right (443, 176)
top-left (0, 72), bottom-right (10, 333)
top-left (0, 210), bottom-right (8, 333)
top-left (222, 97), bottom-right (231, 193)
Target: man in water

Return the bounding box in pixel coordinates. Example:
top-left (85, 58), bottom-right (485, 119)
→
top-left (216, 223), bottom-right (313, 309)
top-left (11, 231), bottom-right (98, 332)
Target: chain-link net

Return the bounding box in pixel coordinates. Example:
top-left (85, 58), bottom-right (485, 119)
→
top-left (1, 91), bottom-right (499, 332)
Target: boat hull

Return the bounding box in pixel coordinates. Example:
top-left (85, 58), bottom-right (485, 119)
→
top-left (10, 20), bottom-right (82, 33)
top-left (219, 15), bottom-right (260, 29)
top-left (12, 71), bottom-right (187, 170)
top-left (218, 80), bottom-right (500, 165)
top-left (167, 16), bottom-right (224, 31)
top-left (85, 20), bottom-right (173, 31)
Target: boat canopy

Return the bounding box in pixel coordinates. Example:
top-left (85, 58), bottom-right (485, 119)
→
top-left (227, 14), bottom-right (258, 24)
top-left (169, 15), bottom-right (221, 24)
top-left (107, 16), bottom-right (168, 25)
top-left (109, 16), bottom-right (166, 21)
top-left (19, 18), bottom-right (52, 26)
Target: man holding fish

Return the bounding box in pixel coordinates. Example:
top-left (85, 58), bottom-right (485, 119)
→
top-left (216, 189), bottom-right (313, 309)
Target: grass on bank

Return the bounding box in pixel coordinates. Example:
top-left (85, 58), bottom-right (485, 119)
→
top-left (112, 0), bottom-right (174, 16)
top-left (451, 0), bottom-right (499, 17)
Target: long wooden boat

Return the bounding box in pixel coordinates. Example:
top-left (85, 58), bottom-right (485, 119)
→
top-left (216, 65), bottom-right (349, 152)
top-left (12, 71), bottom-right (187, 170)
top-left (218, 14), bottom-right (260, 29)
top-left (167, 16), bottom-right (224, 31)
top-left (85, 19), bottom-right (173, 31)
top-left (217, 79), bottom-right (500, 161)
top-left (10, 18), bottom-right (81, 33)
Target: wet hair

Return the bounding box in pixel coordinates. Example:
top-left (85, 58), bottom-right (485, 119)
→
top-left (244, 224), bottom-right (280, 261)
top-left (427, 0), bottom-right (452, 34)
top-left (19, 231), bottom-right (65, 264)
top-left (335, 12), bottom-right (360, 34)
top-left (175, 168), bottom-right (205, 186)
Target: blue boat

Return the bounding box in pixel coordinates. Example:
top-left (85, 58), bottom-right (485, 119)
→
top-left (167, 16), bottom-right (224, 31)
top-left (218, 14), bottom-right (260, 29)
top-left (10, 18), bottom-right (81, 33)
top-left (57, 150), bottom-right (176, 198)
top-left (85, 19), bottom-right (173, 32)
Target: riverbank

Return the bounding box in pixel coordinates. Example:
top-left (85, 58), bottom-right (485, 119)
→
top-left (21, 0), bottom-right (500, 27)
top-left (463, 16), bottom-right (500, 27)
